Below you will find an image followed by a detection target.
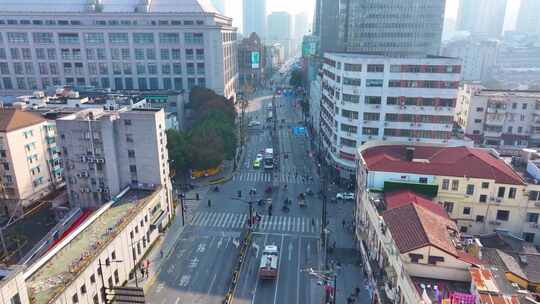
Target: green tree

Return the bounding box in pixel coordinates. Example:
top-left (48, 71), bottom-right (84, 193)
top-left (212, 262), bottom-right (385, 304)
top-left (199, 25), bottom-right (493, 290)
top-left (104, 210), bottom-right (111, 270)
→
top-left (187, 126), bottom-right (225, 169)
top-left (166, 129), bottom-right (189, 173)
top-left (289, 69), bottom-right (304, 88)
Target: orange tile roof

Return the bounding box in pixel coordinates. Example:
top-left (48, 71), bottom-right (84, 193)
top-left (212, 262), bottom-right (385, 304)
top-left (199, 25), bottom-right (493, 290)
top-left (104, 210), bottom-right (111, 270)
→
top-left (383, 202), bottom-right (458, 256)
top-left (362, 145), bottom-right (525, 185)
top-left (0, 108), bottom-right (46, 132)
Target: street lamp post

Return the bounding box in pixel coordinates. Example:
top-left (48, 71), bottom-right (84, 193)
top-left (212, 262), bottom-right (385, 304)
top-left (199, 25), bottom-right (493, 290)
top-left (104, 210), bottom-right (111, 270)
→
top-left (302, 267), bottom-right (337, 304)
top-left (176, 190), bottom-right (199, 226)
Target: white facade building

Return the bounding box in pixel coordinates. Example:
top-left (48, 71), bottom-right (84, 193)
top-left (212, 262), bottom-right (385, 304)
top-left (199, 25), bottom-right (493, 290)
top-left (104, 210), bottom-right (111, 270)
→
top-left (24, 185), bottom-right (170, 304)
top-left (456, 84), bottom-right (540, 147)
top-left (243, 0), bottom-right (266, 39)
top-left (319, 53), bottom-right (463, 179)
top-left (441, 38), bottom-right (499, 82)
top-left (56, 108), bottom-right (172, 209)
top-left (0, 109), bottom-right (63, 216)
top-left (0, 0), bottom-right (238, 100)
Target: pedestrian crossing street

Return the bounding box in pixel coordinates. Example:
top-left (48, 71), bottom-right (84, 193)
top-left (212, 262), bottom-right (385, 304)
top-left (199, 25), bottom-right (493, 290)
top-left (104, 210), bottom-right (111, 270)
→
top-left (190, 212), bottom-right (321, 234)
top-left (232, 171), bottom-right (313, 184)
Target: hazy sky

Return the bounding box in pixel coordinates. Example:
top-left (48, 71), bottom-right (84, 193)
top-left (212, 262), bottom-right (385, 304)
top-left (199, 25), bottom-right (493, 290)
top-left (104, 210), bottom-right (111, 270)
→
top-left (226, 0), bottom-right (522, 33)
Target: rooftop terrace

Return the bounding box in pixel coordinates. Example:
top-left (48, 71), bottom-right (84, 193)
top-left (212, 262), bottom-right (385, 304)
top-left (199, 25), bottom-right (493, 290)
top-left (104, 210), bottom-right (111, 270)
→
top-left (25, 187), bottom-right (160, 304)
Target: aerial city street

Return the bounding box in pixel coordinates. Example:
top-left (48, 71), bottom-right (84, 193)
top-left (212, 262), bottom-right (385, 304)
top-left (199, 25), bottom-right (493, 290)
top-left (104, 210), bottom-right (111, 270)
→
top-left (1, 0), bottom-right (540, 304)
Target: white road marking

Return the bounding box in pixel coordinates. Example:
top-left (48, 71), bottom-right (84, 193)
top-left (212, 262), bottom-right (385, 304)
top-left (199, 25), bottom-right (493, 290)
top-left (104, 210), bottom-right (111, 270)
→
top-left (273, 235), bottom-right (285, 304)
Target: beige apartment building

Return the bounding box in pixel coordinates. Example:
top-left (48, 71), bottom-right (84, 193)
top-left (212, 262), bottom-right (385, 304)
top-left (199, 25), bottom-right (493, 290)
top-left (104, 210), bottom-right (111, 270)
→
top-left (356, 141), bottom-right (540, 244)
top-left (18, 185), bottom-right (169, 304)
top-left (56, 108), bottom-right (171, 210)
top-left (0, 109), bottom-right (62, 216)
top-left (356, 189), bottom-right (480, 304)
top-left (0, 265), bottom-right (30, 304)
top-left (455, 84), bottom-right (540, 147)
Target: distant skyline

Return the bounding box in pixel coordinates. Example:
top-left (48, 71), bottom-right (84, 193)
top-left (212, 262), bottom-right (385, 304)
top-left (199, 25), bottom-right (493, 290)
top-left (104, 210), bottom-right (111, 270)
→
top-left (223, 0), bottom-right (521, 35)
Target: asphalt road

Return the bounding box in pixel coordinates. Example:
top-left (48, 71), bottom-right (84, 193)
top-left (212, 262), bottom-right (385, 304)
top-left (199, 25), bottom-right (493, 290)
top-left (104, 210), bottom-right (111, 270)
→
top-left (147, 75), bottom-right (324, 303)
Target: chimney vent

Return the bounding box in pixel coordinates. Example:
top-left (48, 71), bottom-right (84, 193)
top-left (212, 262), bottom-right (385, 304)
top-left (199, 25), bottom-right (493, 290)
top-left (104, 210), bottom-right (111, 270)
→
top-left (406, 147), bottom-right (415, 162)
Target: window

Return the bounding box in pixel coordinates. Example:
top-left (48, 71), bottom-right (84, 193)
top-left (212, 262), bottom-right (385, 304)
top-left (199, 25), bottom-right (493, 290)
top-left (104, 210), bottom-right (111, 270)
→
top-left (128, 150), bottom-right (135, 158)
top-left (527, 212), bottom-right (539, 223)
top-left (497, 187), bottom-right (505, 198)
top-left (342, 94), bottom-right (360, 103)
top-left (476, 107), bottom-right (484, 112)
top-left (343, 77), bottom-right (361, 86)
top-left (124, 119), bottom-right (132, 126)
top-left (172, 48), bottom-right (181, 60)
top-left (135, 49), bottom-right (145, 60)
top-left (90, 274), bottom-right (96, 283)
top-left (365, 96), bottom-right (382, 105)
top-left (466, 184), bottom-right (474, 195)
top-left (133, 33), bottom-right (154, 44)
top-left (159, 33), bottom-right (180, 44)
top-left (408, 253), bottom-right (422, 263)
top-left (476, 215), bottom-right (485, 223)
top-left (463, 207), bottom-right (471, 215)
top-left (508, 187), bottom-right (516, 199)
top-left (111, 250), bottom-right (116, 260)
top-left (93, 295), bottom-right (99, 304)
top-left (459, 226), bottom-right (468, 233)
top-left (366, 79), bottom-right (383, 87)
top-left (451, 180), bottom-right (459, 191)
top-left (130, 165), bottom-right (137, 173)
top-left (529, 191), bottom-right (540, 201)
top-left (419, 177), bottom-right (428, 184)
top-left (362, 127), bottom-right (378, 136)
top-left (160, 49), bottom-right (170, 60)
top-left (84, 33), bottom-right (104, 45)
top-left (80, 284), bottom-right (87, 294)
top-left (7, 32), bottom-right (29, 43)
top-left (344, 63), bottom-right (362, 71)
top-left (114, 269), bottom-right (120, 284)
top-left (523, 232), bottom-right (535, 243)
top-left (496, 210), bottom-right (510, 221)
top-left (146, 49), bottom-right (156, 60)
top-left (72, 293), bottom-right (79, 303)
top-left (367, 64), bottom-right (384, 72)
top-left (523, 103), bottom-right (528, 110)
top-left (9, 294), bottom-right (22, 304)
top-left (441, 179), bottom-right (449, 190)
top-left (481, 182), bottom-right (489, 189)
top-left (185, 49), bottom-right (194, 60)
top-left (58, 33), bottom-right (80, 44)
top-left (363, 112), bottom-right (379, 121)
top-left (479, 195), bottom-right (487, 203)
top-left (33, 32), bottom-right (53, 44)
top-left (109, 33), bottom-right (129, 44)
top-left (184, 32), bottom-right (203, 44)
top-left (443, 201), bottom-right (454, 213)
top-left (474, 119), bottom-right (482, 123)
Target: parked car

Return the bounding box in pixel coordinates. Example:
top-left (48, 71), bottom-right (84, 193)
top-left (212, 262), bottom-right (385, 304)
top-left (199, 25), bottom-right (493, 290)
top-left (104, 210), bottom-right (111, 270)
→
top-left (253, 159), bottom-right (261, 169)
top-left (248, 120), bottom-right (262, 127)
top-left (336, 192), bottom-right (355, 200)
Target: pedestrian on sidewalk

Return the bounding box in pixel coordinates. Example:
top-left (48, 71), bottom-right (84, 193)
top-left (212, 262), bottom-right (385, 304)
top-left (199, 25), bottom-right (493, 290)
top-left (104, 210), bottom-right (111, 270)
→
top-left (208, 199), bottom-right (212, 208)
top-left (342, 219), bottom-right (346, 228)
top-left (160, 250), bottom-right (164, 258)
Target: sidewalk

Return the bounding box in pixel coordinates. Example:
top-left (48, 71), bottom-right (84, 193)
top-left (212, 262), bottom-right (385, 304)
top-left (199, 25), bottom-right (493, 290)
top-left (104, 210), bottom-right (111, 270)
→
top-left (125, 191), bottom-right (200, 293)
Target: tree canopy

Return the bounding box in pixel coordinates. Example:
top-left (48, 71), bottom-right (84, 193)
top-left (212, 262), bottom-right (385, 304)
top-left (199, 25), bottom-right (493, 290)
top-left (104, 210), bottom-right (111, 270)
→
top-left (167, 87), bottom-right (237, 172)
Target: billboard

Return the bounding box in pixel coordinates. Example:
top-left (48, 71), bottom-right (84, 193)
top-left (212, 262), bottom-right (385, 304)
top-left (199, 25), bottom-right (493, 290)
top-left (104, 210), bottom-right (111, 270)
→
top-left (251, 51), bottom-right (260, 69)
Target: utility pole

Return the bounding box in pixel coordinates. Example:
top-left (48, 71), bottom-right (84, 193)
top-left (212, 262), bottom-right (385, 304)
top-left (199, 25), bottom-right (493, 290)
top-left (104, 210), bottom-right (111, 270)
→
top-left (177, 191), bottom-right (199, 226)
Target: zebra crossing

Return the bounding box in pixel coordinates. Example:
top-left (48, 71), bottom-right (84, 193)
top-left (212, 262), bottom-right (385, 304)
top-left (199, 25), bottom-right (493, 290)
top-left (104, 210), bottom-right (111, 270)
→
top-left (190, 212), bottom-right (321, 234)
top-left (232, 171), bottom-right (313, 184)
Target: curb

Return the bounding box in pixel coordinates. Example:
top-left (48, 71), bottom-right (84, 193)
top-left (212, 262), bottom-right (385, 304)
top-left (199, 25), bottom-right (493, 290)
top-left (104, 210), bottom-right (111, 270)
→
top-left (208, 174), bottom-right (234, 185)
